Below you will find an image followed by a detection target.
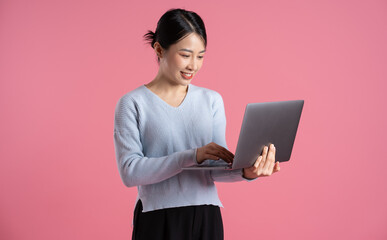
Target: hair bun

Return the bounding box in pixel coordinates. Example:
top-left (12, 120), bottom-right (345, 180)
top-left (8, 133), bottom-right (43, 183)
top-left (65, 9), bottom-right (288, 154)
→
top-left (143, 30), bottom-right (157, 48)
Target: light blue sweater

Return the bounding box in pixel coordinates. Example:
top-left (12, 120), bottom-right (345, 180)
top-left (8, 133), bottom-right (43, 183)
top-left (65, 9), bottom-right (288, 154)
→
top-left (113, 83), bottom-right (256, 212)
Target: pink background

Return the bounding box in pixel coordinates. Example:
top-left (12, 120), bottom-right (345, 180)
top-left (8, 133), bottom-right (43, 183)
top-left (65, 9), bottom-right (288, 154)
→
top-left (1, 0), bottom-right (386, 239)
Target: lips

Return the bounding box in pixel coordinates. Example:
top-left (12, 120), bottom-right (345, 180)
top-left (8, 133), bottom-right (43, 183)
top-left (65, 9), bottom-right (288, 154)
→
top-left (180, 71), bottom-right (193, 80)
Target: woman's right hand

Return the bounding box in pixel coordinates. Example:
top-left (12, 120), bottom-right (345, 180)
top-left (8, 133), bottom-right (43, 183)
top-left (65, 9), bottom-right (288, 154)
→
top-left (196, 142), bottom-right (234, 164)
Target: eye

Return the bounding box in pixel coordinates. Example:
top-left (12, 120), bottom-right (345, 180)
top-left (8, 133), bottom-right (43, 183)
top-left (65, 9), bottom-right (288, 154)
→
top-left (198, 56), bottom-right (204, 59)
top-left (181, 54), bottom-right (190, 58)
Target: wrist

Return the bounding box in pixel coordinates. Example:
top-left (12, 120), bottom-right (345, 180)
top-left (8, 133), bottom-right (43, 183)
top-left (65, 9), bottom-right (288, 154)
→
top-left (242, 168), bottom-right (258, 180)
top-left (194, 148), bottom-right (200, 164)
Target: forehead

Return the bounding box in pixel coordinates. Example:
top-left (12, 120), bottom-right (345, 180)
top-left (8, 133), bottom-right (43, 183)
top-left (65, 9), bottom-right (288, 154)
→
top-left (172, 33), bottom-right (206, 52)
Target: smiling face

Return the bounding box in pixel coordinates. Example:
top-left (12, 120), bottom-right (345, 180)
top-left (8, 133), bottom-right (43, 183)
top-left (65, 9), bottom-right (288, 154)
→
top-left (155, 32), bottom-right (206, 86)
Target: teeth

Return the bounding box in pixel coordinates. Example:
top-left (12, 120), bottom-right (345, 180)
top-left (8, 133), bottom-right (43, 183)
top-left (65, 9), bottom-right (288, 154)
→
top-left (182, 72), bottom-right (192, 76)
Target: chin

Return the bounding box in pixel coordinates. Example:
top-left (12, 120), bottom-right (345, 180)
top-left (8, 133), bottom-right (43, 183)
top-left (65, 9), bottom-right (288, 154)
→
top-left (176, 78), bottom-right (191, 85)
top-left (180, 80), bottom-right (191, 86)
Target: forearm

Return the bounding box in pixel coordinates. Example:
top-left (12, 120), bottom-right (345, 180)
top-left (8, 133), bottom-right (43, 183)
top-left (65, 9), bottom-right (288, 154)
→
top-left (117, 148), bottom-right (198, 187)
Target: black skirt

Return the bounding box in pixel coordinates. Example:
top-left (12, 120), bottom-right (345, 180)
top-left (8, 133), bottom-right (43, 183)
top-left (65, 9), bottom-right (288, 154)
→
top-left (132, 199), bottom-right (224, 240)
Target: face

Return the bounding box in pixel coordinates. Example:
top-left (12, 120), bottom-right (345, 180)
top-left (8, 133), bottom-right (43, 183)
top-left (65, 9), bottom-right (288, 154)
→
top-left (156, 32), bottom-right (206, 86)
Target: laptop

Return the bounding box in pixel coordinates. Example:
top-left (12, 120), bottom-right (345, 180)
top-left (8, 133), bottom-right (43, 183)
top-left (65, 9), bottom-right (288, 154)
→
top-left (182, 100), bottom-right (304, 170)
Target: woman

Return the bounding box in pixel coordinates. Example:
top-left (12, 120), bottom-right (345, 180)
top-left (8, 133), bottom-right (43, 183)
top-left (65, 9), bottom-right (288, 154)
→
top-left (113, 8), bottom-right (280, 240)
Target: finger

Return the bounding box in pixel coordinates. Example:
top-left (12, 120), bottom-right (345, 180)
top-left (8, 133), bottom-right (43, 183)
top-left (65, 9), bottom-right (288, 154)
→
top-left (258, 147), bottom-right (268, 170)
top-left (204, 154), bottom-right (221, 161)
top-left (219, 146), bottom-right (235, 160)
top-left (273, 162), bottom-right (280, 172)
top-left (218, 145), bottom-right (234, 161)
top-left (210, 144), bottom-right (234, 162)
top-left (267, 144), bottom-right (275, 159)
top-left (261, 145), bottom-right (269, 169)
top-left (208, 148), bottom-right (233, 163)
top-left (268, 158), bottom-right (275, 174)
top-left (264, 144), bottom-right (275, 171)
top-left (223, 146), bottom-right (235, 157)
top-left (258, 155), bottom-right (265, 170)
top-left (254, 156), bottom-right (263, 168)
top-left (219, 149), bottom-right (234, 163)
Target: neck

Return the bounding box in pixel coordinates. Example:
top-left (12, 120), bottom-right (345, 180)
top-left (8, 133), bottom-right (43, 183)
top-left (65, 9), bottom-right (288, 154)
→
top-left (146, 75), bottom-right (188, 95)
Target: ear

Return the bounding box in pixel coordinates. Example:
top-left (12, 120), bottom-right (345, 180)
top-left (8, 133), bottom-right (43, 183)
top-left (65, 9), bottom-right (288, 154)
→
top-left (153, 42), bottom-right (164, 59)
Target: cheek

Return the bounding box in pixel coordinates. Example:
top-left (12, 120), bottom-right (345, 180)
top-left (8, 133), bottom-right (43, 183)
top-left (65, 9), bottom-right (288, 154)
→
top-left (171, 55), bottom-right (187, 68)
top-left (165, 58), bottom-right (179, 72)
top-left (175, 62), bottom-right (186, 71)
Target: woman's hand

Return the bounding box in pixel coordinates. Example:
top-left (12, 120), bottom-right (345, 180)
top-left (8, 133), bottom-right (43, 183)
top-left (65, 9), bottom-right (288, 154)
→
top-left (242, 144), bottom-right (280, 180)
top-left (196, 142), bottom-right (234, 164)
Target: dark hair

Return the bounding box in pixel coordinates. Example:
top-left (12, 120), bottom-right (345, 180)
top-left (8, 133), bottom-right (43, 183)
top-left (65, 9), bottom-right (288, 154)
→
top-left (143, 8), bottom-right (207, 64)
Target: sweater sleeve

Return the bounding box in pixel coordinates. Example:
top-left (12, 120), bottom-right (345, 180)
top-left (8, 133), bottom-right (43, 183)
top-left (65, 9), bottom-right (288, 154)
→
top-left (113, 96), bottom-right (199, 188)
top-left (209, 92), bottom-right (258, 182)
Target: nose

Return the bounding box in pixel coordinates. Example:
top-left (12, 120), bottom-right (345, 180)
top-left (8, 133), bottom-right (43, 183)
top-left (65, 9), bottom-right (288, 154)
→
top-left (187, 57), bottom-right (199, 72)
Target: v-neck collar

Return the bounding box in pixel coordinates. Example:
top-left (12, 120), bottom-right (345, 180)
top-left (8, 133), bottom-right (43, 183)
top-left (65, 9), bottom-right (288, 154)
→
top-left (142, 84), bottom-right (192, 110)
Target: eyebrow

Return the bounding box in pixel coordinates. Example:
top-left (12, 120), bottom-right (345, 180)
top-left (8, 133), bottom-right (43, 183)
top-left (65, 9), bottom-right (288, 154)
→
top-left (179, 48), bottom-right (206, 53)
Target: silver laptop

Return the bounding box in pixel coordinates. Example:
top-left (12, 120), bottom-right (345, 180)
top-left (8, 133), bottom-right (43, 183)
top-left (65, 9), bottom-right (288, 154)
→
top-left (182, 100), bottom-right (304, 170)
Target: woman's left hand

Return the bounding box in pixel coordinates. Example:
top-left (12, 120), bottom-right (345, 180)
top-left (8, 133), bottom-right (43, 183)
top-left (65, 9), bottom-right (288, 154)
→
top-left (242, 144), bottom-right (280, 180)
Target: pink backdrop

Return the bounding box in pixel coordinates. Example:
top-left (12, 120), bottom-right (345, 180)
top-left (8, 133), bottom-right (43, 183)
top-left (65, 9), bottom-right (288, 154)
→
top-left (1, 0), bottom-right (386, 239)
